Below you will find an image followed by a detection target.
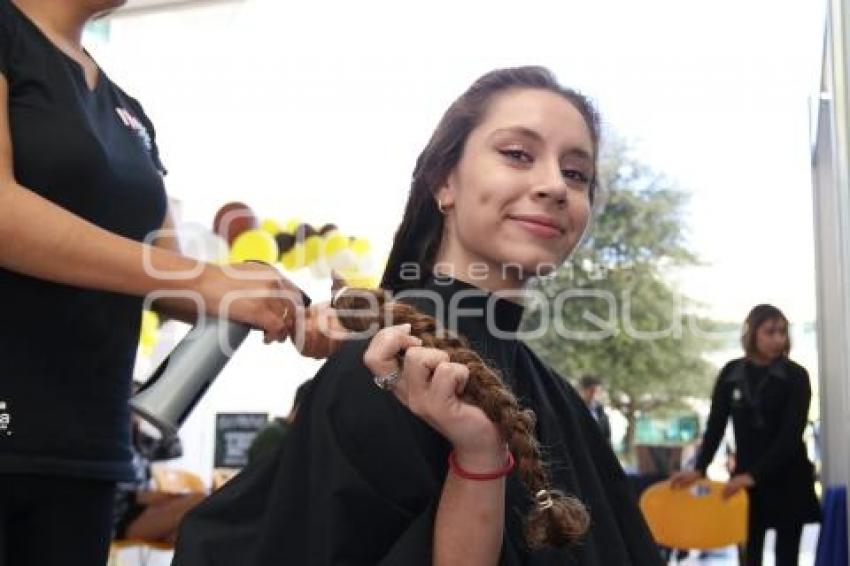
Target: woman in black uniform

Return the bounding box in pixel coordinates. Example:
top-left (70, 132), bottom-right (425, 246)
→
top-left (173, 66), bottom-right (662, 566)
top-left (0, 1), bottom-right (308, 565)
top-left (672, 304), bottom-right (820, 566)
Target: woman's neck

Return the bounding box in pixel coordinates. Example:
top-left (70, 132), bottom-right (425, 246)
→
top-left (12, 0), bottom-right (90, 47)
top-left (433, 229), bottom-right (536, 293)
top-left (431, 266), bottom-right (527, 305)
top-left (432, 243), bottom-right (530, 295)
top-left (748, 353), bottom-right (778, 366)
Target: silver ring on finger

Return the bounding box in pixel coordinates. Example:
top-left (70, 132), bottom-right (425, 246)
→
top-left (373, 370), bottom-right (401, 391)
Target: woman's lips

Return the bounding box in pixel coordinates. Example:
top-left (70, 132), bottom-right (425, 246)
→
top-left (509, 216), bottom-right (564, 239)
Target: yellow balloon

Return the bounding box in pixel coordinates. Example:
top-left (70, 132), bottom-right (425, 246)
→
top-left (229, 229), bottom-right (279, 263)
top-left (303, 235), bottom-right (323, 265)
top-left (323, 232), bottom-right (348, 257)
top-left (350, 274), bottom-right (379, 289)
top-left (139, 310), bottom-right (160, 355)
top-left (260, 218), bottom-right (282, 236)
top-left (142, 310), bottom-right (159, 328)
top-left (350, 237), bottom-right (371, 257)
top-left (280, 243), bottom-right (307, 270)
top-left (336, 268), bottom-right (379, 289)
top-left (282, 218), bottom-right (302, 234)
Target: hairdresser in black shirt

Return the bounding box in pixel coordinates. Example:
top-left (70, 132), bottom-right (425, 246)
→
top-left (0, 1), bottom-right (309, 564)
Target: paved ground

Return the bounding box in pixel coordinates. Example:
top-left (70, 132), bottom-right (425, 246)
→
top-left (669, 524), bottom-right (819, 565)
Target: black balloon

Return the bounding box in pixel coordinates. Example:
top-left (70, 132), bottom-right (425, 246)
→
top-left (275, 233), bottom-right (297, 254)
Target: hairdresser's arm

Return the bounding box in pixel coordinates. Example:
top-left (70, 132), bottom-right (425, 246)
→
top-left (147, 204), bottom-right (199, 325)
top-left (364, 326), bottom-right (505, 566)
top-left (0, 76), bottom-right (295, 339)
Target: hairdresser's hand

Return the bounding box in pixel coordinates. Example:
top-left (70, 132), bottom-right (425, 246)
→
top-left (197, 262), bottom-right (302, 343)
top-left (722, 473), bottom-right (754, 499)
top-left (291, 277), bottom-right (355, 358)
top-left (669, 469), bottom-right (704, 489)
top-left (364, 324), bottom-right (505, 468)
top-left (291, 301), bottom-right (350, 359)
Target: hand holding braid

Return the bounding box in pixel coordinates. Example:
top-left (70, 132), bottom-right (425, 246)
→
top-left (334, 288), bottom-right (590, 548)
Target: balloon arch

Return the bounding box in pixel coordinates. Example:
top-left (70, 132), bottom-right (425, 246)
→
top-left (139, 201), bottom-right (379, 354)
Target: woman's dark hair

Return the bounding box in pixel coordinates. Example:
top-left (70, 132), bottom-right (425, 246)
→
top-left (380, 66), bottom-right (601, 292)
top-left (741, 304), bottom-right (791, 358)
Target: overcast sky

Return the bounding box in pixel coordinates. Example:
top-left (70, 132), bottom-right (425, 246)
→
top-left (94, 0), bottom-right (826, 325)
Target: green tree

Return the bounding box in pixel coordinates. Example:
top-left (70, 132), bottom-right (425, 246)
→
top-left (524, 137), bottom-right (722, 460)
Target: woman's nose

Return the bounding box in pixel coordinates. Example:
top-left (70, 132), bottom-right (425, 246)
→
top-left (532, 164), bottom-right (568, 206)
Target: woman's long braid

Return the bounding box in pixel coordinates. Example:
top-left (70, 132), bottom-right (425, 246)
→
top-left (335, 289), bottom-right (590, 548)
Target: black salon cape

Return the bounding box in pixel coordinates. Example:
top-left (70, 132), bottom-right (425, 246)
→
top-left (173, 278), bottom-right (661, 565)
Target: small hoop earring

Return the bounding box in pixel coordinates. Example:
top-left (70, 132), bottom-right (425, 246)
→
top-left (437, 199), bottom-right (451, 215)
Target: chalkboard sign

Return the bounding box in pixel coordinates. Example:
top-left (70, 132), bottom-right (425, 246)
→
top-left (214, 412), bottom-right (268, 469)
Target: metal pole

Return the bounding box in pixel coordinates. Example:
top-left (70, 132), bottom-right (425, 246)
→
top-left (814, 0), bottom-right (850, 552)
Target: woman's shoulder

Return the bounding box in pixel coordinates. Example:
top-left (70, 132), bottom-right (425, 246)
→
top-left (0, 2), bottom-right (21, 67)
top-left (781, 357), bottom-right (807, 372)
top-left (515, 343), bottom-right (580, 397)
top-left (0, 2), bottom-right (19, 30)
top-left (777, 357), bottom-right (810, 382)
top-left (716, 358), bottom-right (746, 382)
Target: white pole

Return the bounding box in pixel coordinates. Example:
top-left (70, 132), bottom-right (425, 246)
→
top-left (814, 0), bottom-right (850, 551)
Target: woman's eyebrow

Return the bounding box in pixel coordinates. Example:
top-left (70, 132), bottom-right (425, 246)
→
top-left (563, 147), bottom-right (594, 166)
top-left (490, 126), bottom-right (545, 143)
top-left (489, 126), bottom-right (593, 163)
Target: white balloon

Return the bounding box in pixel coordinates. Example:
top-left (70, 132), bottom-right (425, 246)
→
top-left (177, 222), bottom-right (229, 262)
top-left (309, 261), bottom-right (332, 279)
top-left (327, 249), bottom-right (357, 270)
top-left (355, 253), bottom-right (375, 274)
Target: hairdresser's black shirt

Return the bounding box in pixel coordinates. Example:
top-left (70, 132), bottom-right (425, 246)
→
top-left (0, 1), bottom-right (167, 481)
top-left (695, 357), bottom-right (820, 526)
top-left (173, 276), bottom-right (662, 566)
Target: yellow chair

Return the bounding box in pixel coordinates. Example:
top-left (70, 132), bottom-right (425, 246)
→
top-left (639, 479), bottom-right (749, 550)
top-left (151, 466), bottom-right (207, 494)
top-left (212, 467), bottom-right (239, 491)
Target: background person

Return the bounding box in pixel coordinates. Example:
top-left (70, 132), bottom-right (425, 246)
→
top-left (671, 304), bottom-right (821, 566)
top-left (578, 375), bottom-right (612, 445)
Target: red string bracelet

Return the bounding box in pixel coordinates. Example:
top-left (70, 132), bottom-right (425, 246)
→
top-left (448, 449), bottom-right (515, 481)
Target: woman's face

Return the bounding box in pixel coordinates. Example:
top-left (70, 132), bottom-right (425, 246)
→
top-left (754, 317), bottom-right (788, 361)
top-left (435, 88), bottom-right (593, 290)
